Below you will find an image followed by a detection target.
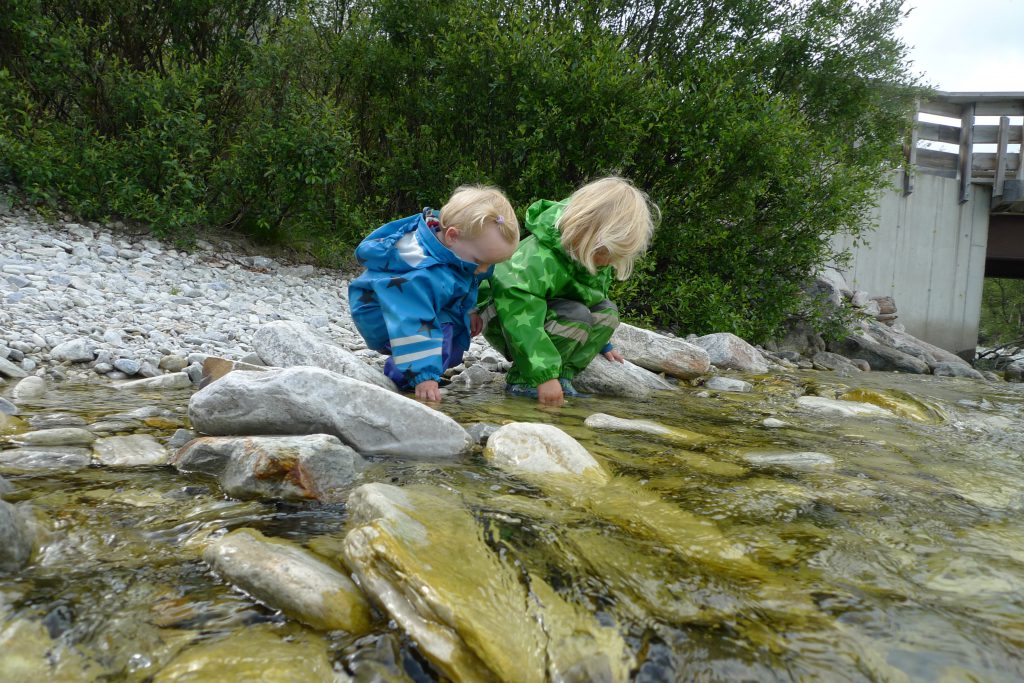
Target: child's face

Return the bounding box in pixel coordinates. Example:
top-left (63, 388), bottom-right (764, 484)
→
top-left (442, 222), bottom-right (518, 273)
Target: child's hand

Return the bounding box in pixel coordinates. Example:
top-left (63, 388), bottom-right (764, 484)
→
top-left (470, 311), bottom-right (483, 336)
top-left (415, 380), bottom-right (442, 403)
top-left (537, 379), bottom-right (564, 406)
top-left (602, 348), bottom-right (625, 364)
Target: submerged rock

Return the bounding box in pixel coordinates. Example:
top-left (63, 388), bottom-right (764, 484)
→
top-left (838, 388), bottom-right (945, 424)
top-left (795, 395), bottom-right (896, 418)
top-left (342, 483), bottom-right (634, 683)
top-left (704, 376), bottom-right (753, 393)
top-left (0, 475), bottom-right (12, 497)
top-left (93, 435), bottom-right (167, 466)
top-left (0, 499), bottom-right (33, 572)
top-left (188, 366), bottom-right (472, 458)
top-left (253, 320), bottom-right (396, 391)
top-left (742, 450), bottom-right (836, 470)
top-left (173, 434), bottom-right (363, 503)
top-left (610, 323), bottom-right (710, 379)
top-left (153, 624), bottom-right (336, 683)
top-left (485, 422), bottom-right (608, 483)
top-left (114, 373), bottom-right (193, 391)
top-left (694, 333), bottom-right (769, 373)
top-left (203, 528), bottom-right (373, 633)
top-left (0, 447), bottom-right (92, 471)
top-left (10, 427), bottom-right (95, 448)
top-left (584, 413), bottom-right (707, 444)
top-left (466, 422), bottom-right (499, 446)
top-left (0, 398), bottom-right (18, 416)
top-left (573, 356), bottom-right (675, 398)
top-left (0, 618), bottom-right (101, 682)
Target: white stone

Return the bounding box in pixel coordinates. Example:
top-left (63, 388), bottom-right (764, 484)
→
top-left (742, 450), bottom-right (836, 469)
top-left (484, 422), bottom-right (608, 482)
top-left (11, 376), bottom-right (45, 400)
top-left (693, 332), bottom-right (769, 373)
top-left (704, 376), bottom-right (753, 392)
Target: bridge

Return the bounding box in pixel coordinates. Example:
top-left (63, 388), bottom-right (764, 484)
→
top-left (833, 91), bottom-right (1024, 358)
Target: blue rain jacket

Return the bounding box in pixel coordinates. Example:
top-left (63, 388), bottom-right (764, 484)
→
top-left (348, 211), bottom-right (493, 386)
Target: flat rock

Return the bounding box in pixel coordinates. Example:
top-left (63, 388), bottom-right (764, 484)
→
top-left (811, 351), bottom-right (862, 373)
top-left (932, 362), bottom-right (985, 380)
top-left (830, 333), bottom-right (930, 374)
top-left (693, 332), bottom-right (769, 373)
top-left (188, 366), bottom-right (472, 458)
top-left (252, 320), bottom-right (396, 391)
top-left (10, 427), bottom-right (95, 447)
top-left (584, 413), bottom-right (707, 443)
top-left (173, 434), bottom-right (363, 503)
top-left (0, 499), bottom-right (33, 572)
top-left (0, 357), bottom-right (28, 379)
top-left (796, 395), bottom-right (896, 418)
top-left (610, 323), bottom-right (710, 379)
top-left (114, 373), bottom-right (193, 390)
top-left (203, 528), bottom-right (372, 633)
top-left (0, 447), bottom-right (92, 471)
top-left (704, 376), bottom-right (753, 392)
top-left (0, 475), bottom-right (12, 497)
top-left (484, 422), bottom-right (608, 483)
top-left (573, 356), bottom-right (675, 398)
top-left (93, 434), bottom-right (167, 466)
top-left (153, 624), bottom-right (336, 683)
top-left (742, 450), bottom-right (836, 470)
top-left (343, 483), bottom-right (633, 682)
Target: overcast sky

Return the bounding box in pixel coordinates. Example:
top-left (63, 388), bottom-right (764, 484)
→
top-left (897, 0), bottom-right (1024, 92)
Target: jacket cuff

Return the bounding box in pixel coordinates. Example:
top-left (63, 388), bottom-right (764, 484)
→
top-left (601, 343), bottom-right (613, 354)
top-left (411, 371), bottom-right (441, 386)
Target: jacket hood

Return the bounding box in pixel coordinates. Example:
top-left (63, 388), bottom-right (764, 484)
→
top-left (524, 199), bottom-right (569, 255)
top-left (355, 211), bottom-right (479, 275)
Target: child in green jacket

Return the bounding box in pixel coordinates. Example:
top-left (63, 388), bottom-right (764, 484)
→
top-left (478, 176), bottom-right (659, 405)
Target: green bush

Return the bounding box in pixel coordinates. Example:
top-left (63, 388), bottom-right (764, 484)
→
top-left (0, 0), bottom-right (918, 340)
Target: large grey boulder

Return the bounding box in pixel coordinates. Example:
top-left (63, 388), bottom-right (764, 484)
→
top-left (204, 527), bottom-right (373, 633)
top-left (865, 321), bottom-right (976, 370)
top-left (50, 338), bottom-right (95, 363)
top-left (173, 434), bottom-right (363, 503)
top-left (573, 356), bottom-right (675, 398)
top-left (0, 499), bottom-right (33, 572)
top-left (0, 447), bottom-right (92, 471)
top-left (693, 333), bottom-right (769, 373)
top-left (253, 321), bottom-right (396, 391)
top-left (188, 366), bottom-right (473, 458)
top-left (811, 351), bottom-right (862, 373)
top-left (830, 333), bottom-right (930, 374)
top-left (609, 323), bottom-right (710, 379)
top-left (343, 483), bottom-right (633, 683)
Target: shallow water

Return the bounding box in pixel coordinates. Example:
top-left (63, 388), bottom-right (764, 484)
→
top-left (2, 370), bottom-right (1024, 682)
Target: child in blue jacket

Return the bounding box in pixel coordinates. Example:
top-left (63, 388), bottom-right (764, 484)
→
top-left (349, 186), bottom-right (520, 402)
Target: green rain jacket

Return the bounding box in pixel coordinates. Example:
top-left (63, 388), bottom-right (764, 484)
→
top-left (478, 199), bottom-right (614, 386)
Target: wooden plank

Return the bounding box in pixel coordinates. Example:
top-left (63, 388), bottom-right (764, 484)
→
top-left (972, 152), bottom-right (1021, 173)
top-left (916, 147), bottom-right (958, 172)
top-left (975, 101), bottom-right (1024, 116)
top-left (916, 121), bottom-right (961, 145)
top-left (959, 103), bottom-right (975, 203)
top-left (994, 116), bottom-right (1010, 197)
top-left (920, 99), bottom-right (963, 118)
top-left (971, 124), bottom-right (1023, 145)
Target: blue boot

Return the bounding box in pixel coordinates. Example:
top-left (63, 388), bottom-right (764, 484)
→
top-left (505, 383), bottom-right (539, 398)
top-left (558, 378), bottom-right (591, 398)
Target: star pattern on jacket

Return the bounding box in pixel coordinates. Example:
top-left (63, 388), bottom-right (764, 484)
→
top-left (417, 319), bottom-right (435, 335)
top-left (387, 277), bottom-right (408, 292)
top-left (358, 289), bottom-right (376, 304)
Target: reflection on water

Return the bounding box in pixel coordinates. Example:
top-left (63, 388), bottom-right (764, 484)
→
top-left (2, 371), bottom-right (1024, 681)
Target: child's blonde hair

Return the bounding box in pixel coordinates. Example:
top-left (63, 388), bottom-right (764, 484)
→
top-left (557, 176), bottom-right (659, 281)
top-left (440, 185), bottom-right (519, 243)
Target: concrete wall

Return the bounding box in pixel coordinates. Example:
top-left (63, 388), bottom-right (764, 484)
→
top-left (832, 170), bottom-right (991, 356)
